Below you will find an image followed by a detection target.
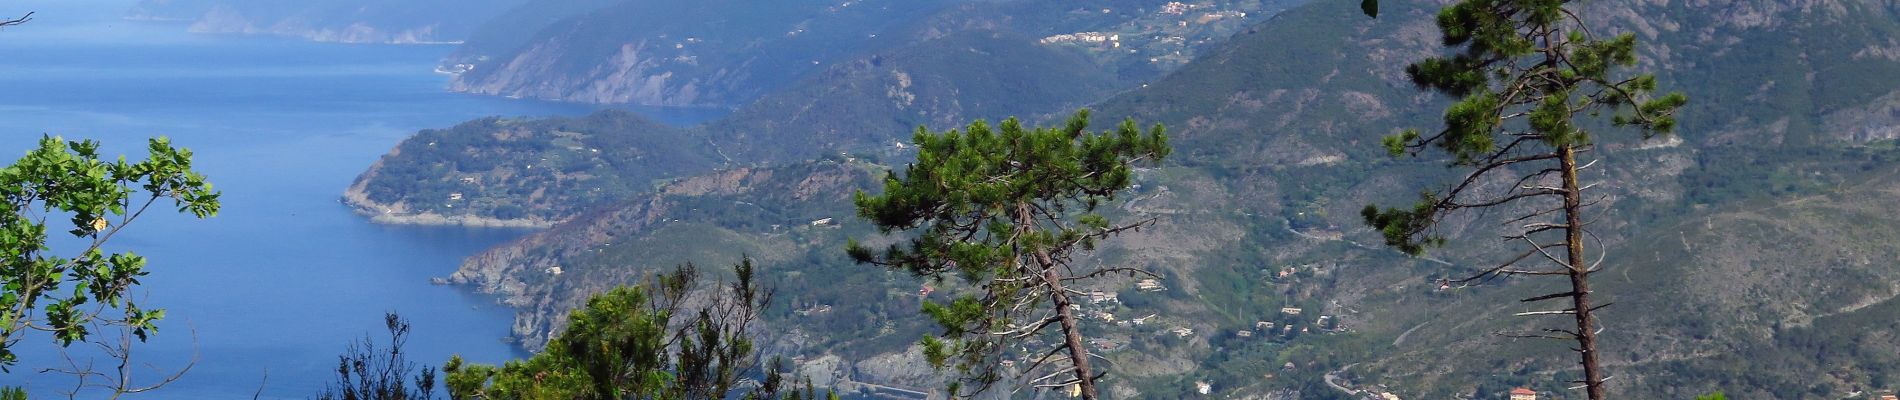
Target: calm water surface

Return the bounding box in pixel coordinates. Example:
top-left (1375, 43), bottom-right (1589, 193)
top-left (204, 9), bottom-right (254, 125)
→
top-left (0, 1), bottom-right (721, 397)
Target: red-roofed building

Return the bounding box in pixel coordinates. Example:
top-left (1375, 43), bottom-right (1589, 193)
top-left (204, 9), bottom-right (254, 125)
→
top-left (1509, 387), bottom-right (1537, 400)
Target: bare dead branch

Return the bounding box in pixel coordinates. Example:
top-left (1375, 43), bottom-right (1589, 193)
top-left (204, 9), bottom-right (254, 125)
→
top-left (0, 12), bottom-right (31, 28)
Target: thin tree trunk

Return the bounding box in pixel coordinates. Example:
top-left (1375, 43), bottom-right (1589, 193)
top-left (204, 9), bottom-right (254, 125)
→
top-left (1016, 202), bottom-right (1098, 399)
top-left (1560, 144), bottom-right (1605, 400)
top-left (1041, 260), bottom-right (1097, 399)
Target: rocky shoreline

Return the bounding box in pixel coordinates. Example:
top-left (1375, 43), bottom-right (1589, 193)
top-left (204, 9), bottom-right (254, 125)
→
top-left (340, 178), bottom-right (557, 229)
top-left (356, 208), bottom-right (554, 228)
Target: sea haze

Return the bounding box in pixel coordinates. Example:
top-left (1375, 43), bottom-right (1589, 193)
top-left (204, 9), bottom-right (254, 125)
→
top-left (0, 1), bottom-right (716, 397)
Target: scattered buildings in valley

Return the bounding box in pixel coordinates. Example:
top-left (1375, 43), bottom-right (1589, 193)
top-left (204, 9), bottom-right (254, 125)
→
top-left (1040, 32), bottom-right (1121, 47)
top-left (1088, 290), bottom-right (1120, 304)
top-left (1159, 1), bottom-right (1193, 15)
top-left (1510, 387), bottom-right (1537, 400)
top-left (1195, 10), bottom-right (1247, 24)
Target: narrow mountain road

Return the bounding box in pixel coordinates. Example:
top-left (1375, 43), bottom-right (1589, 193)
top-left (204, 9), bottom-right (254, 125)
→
top-left (1325, 363), bottom-right (1362, 396)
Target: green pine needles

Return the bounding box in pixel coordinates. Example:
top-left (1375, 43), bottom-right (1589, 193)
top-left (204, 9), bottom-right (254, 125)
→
top-left (848, 109), bottom-right (1167, 399)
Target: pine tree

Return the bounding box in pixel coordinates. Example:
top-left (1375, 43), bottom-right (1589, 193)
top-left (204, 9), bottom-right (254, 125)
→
top-left (1361, 1), bottom-right (1686, 399)
top-left (848, 110), bottom-right (1167, 399)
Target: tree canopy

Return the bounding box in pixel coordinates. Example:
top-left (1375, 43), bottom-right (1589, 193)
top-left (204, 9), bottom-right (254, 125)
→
top-left (0, 136), bottom-right (219, 368)
top-left (848, 109), bottom-right (1167, 399)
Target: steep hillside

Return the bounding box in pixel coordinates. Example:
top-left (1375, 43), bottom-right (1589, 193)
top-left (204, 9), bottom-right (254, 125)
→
top-left (437, 152), bottom-right (1389, 398)
top-left (704, 30), bottom-right (1121, 162)
top-left (442, 158), bottom-right (890, 351)
top-left (1335, 153), bottom-right (1900, 399)
top-left (1095, 0), bottom-right (1900, 165)
top-left (346, 30), bottom-right (1115, 225)
top-left (1081, 0), bottom-right (1900, 398)
top-left (439, 0), bottom-right (1306, 106)
top-left (344, 110), bottom-right (717, 225)
top-left (126, 0), bottom-right (527, 44)
top-left (442, 0), bottom-right (964, 106)
top-left (349, 0), bottom-right (1318, 224)
top-left (352, 0), bottom-right (1900, 397)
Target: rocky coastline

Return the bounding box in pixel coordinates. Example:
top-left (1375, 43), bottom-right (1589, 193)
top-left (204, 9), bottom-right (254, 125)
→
top-left (340, 176), bottom-right (557, 229)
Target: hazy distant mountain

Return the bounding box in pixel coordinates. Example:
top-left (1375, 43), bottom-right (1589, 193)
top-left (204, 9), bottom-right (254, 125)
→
top-left (126, 0), bottom-right (528, 44)
top-left (440, 0), bottom-right (968, 107)
top-left (439, 0), bottom-right (1303, 106)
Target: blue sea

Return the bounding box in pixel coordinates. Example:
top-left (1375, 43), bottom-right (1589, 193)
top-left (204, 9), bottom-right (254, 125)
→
top-left (0, 1), bottom-right (722, 397)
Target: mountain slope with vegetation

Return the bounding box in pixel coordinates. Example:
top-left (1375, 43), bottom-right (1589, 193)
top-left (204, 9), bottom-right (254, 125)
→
top-left (344, 110), bottom-right (716, 225)
top-left (1083, 0), bottom-right (1900, 397)
top-left (344, 0), bottom-right (1900, 398)
top-left (439, 0), bottom-right (1306, 106)
top-left (441, 0), bottom-right (965, 106)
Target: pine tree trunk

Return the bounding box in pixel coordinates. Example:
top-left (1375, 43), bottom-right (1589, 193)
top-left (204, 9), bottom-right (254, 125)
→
top-left (1016, 202), bottom-right (1098, 399)
top-left (1560, 144), bottom-right (1606, 400)
top-left (1042, 261), bottom-right (1098, 399)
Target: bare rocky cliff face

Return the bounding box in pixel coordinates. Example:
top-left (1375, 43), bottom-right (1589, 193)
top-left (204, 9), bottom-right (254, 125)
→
top-left (447, 40), bottom-right (733, 105)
